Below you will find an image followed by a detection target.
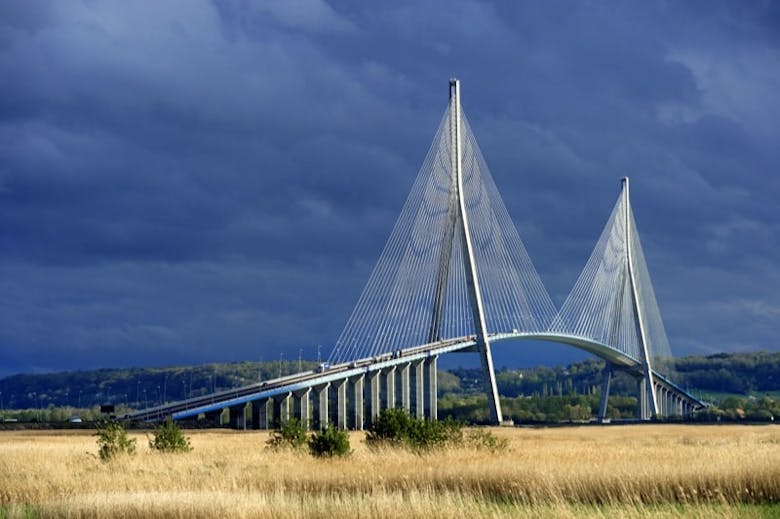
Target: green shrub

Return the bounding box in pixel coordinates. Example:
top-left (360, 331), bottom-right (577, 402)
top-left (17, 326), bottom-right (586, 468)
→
top-left (266, 418), bottom-right (307, 451)
top-left (365, 408), bottom-right (414, 446)
top-left (464, 429), bottom-right (509, 453)
top-left (308, 425), bottom-right (351, 458)
top-left (149, 417), bottom-right (192, 453)
top-left (366, 408), bottom-right (463, 452)
top-left (95, 420), bottom-right (136, 461)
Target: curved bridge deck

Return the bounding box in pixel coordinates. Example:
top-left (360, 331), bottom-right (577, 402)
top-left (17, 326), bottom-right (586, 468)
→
top-left (124, 333), bottom-right (707, 427)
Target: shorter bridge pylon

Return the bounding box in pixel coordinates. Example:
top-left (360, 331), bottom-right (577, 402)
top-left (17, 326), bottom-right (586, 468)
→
top-left (550, 178), bottom-right (676, 419)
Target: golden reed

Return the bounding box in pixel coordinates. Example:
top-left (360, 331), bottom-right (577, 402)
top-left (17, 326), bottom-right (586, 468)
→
top-left (1, 424), bottom-right (777, 518)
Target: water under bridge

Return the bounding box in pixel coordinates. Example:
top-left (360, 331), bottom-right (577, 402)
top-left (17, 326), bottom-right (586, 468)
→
top-left (126, 79), bottom-right (706, 428)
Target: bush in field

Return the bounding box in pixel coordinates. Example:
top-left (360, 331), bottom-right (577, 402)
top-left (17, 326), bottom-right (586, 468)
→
top-left (464, 429), bottom-right (509, 453)
top-left (149, 417), bottom-right (192, 453)
top-left (266, 418), bottom-right (307, 451)
top-left (95, 420), bottom-right (136, 461)
top-left (366, 408), bottom-right (463, 452)
top-left (308, 425), bottom-right (351, 458)
top-left (365, 408), bottom-right (414, 447)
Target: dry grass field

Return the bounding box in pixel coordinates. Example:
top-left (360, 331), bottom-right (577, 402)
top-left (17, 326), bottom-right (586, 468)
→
top-left (1, 424), bottom-right (778, 518)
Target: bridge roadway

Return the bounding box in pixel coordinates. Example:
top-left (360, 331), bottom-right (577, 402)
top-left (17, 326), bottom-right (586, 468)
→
top-left (124, 333), bottom-right (706, 426)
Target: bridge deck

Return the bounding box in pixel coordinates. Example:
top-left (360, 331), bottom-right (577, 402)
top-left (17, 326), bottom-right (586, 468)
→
top-left (124, 333), bottom-right (706, 423)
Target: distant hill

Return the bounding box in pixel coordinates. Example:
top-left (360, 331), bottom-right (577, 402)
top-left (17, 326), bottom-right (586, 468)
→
top-left (0, 360), bottom-right (319, 410)
top-left (1, 352), bottom-right (777, 412)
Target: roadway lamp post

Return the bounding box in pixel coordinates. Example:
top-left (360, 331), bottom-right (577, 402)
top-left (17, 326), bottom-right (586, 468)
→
top-left (136, 381), bottom-right (141, 407)
top-left (163, 374), bottom-right (169, 404)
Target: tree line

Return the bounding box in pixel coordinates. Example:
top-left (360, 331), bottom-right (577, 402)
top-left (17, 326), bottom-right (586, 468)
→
top-left (1, 351), bottom-right (778, 423)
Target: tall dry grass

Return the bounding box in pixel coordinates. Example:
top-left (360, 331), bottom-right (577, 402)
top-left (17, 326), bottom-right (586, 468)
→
top-left (0, 425), bottom-right (778, 518)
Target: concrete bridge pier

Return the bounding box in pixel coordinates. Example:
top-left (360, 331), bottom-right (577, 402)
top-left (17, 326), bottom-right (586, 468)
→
top-left (316, 383), bottom-right (330, 429)
top-left (399, 363), bottom-right (411, 412)
top-left (204, 409), bottom-right (223, 426)
top-left (384, 366), bottom-right (397, 409)
top-left (335, 379), bottom-right (348, 429)
top-left (411, 360), bottom-right (425, 419)
top-left (252, 398), bottom-right (273, 430)
top-left (666, 388), bottom-right (672, 417)
top-left (368, 370), bottom-right (381, 422)
top-left (597, 365), bottom-right (613, 422)
top-left (350, 375), bottom-right (365, 430)
top-left (229, 404), bottom-right (248, 429)
top-left (294, 388), bottom-right (312, 428)
top-left (637, 377), bottom-right (649, 420)
top-left (424, 356), bottom-right (438, 420)
top-left (274, 392), bottom-right (292, 425)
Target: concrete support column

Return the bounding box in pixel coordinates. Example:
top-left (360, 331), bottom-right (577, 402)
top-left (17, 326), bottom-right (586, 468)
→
top-left (229, 404), bottom-right (247, 430)
top-left (368, 370), bottom-right (381, 423)
top-left (295, 388), bottom-right (312, 429)
top-left (637, 377), bottom-right (648, 420)
top-left (659, 388), bottom-right (666, 417)
top-left (204, 409), bottom-right (223, 426)
top-left (251, 400), bottom-right (261, 430)
top-left (399, 363), bottom-right (411, 411)
top-left (664, 388), bottom-right (670, 417)
top-left (384, 367), bottom-right (396, 409)
top-left (424, 356), bottom-right (438, 420)
top-left (598, 365), bottom-right (612, 422)
top-left (317, 383), bottom-right (330, 429)
top-left (351, 375), bottom-right (365, 430)
top-left (275, 392), bottom-right (292, 425)
top-left (336, 379), bottom-right (348, 430)
top-left (252, 398), bottom-right (273, 430)
top-left (412, 360), bottom-right (425, 419)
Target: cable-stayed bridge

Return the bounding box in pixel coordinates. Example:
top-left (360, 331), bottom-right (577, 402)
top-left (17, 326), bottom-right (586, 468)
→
top-left (126, 79), bottom-right (705, 428)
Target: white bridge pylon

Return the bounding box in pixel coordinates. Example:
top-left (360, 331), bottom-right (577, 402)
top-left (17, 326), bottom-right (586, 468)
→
top-left (329, 79), bottom-right (676, 422)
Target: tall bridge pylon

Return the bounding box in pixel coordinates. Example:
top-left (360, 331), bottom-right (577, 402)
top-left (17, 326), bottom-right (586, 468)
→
top-left (328, 79), bottom-right (557, 423)
top-left (438, 79), bottom-right (501, 423)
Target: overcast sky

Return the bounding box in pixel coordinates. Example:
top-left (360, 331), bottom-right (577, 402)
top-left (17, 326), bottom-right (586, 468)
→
top-left (1, 1), bottom-right (778, 377)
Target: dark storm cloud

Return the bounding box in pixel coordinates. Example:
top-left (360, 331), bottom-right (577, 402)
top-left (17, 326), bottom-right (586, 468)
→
top-left (0, 0), bottom-right (778, 377)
